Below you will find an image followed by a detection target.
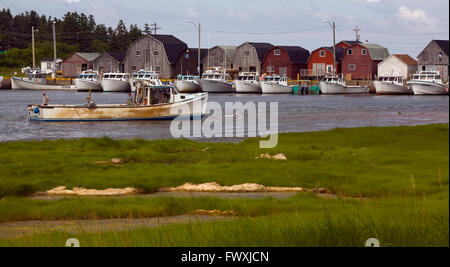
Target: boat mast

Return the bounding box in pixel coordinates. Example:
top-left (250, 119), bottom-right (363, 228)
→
top-left (32, 26), bottom-right (36, 71)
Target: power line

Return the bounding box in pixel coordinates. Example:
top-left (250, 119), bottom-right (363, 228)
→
top-left (202, 26), bottom-right (329, 35)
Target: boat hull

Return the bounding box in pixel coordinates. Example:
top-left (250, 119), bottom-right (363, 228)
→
top-left (75, 79), bottom-right (103, 92)
top-left (373, 81), bottom-right (410, 95)
top-left (408, 81), bottom-right (447, 95)
top-left (101, 79), bottom-right (131, 92)
top-left (261, 82), bottom-right (292, 94)
top-left (234, 81), bottom-right (262, 93)
top-left (175, 80), bottom-right (201, 93)
top-left (319, 82), bottom-right (369, 94)
top-left (28, 93), bottom-right (208, 122)
top-left (198, 79), bottom-right (234, 93)
top-left (11, 77), bottom-right (76, 90)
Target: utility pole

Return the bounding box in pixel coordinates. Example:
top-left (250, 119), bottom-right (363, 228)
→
top-left (353, 25), bottom-right (361, 41)
top-left (32, 26), bottom-right (36, 71)
top-left (325, 20), bottom-right (337, 75)
top-left (150, 22), bottom-right (161, 35)
top-left (186, 20), bottom-right (201, 75)
top-left (52, 22), bottom-right (57, 79)
top-left (332, 22), bottom-right (336, 75)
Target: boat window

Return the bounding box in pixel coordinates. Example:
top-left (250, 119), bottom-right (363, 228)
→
top-left (426, 75), bottom-right (434, 80)
top-left (436, 75), bottom-right (441, 80)
top-left (116, 75), bottom-right (124, 79)
top-left (88, 75), bottom-right (95, 79)
top-left (111, 75), bottom-right (118, 79)
top-left (274, 78), bottom-right (280, 82)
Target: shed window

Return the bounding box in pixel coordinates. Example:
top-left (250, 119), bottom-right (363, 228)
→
top-left (132, 66), bottom-right (137, 71)
top-left (155, 66), bottom-right (161, 72)
top-left (267, 65), bottom-right (275, 73)
top-left (361, 49), bottom-right (367, 55)
top-left (136, 50), bottom-right (141, 57)
top-left (320, 50), bottom-right (326, 57)
top-left (349, 64), bottom-right (356, 70)
top-left (438, 52), bottom-right (443, 62)
top-left (274, 49), bottom-right (281, 56)
top-left (154, 51), bottom-right (159, 56)
top-left (347, 49), bottom-right (353, 55)
top-left (244, 51), bottom-right (250, 56)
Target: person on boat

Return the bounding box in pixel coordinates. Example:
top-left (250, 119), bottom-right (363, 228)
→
top-left (42, 92), bottom-right (50, 106)
top-left (127, 93), bottom-right (133, 106)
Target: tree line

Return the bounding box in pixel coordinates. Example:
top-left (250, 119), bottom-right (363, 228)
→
top-left (0, 9), bottom-right (152, 67)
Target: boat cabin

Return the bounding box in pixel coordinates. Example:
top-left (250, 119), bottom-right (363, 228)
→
top-left (379, 76), bottom-right (403, 84)
top-left (103, 73), bottom-right (130, 81)
top-left (25, 72), bottom-right (48, 84)
top-left (237, 72), bottom-right (259, 81)
top-left (201, 72), bottom-right (230, 80)
top-left (132, 70), bottom-right (159, 80)
top-left (412, 71), bottom-right (442, 82)
top-left (177, 75), bottom-right (199, 81)
top-left (264, 76), bottom-right (287, 83)
top-left (134, 83), bottom-right (179, 106)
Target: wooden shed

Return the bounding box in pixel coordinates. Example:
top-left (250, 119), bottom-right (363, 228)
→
top-left (174, 48), bottom-right (208, 76)
top-left (93, 52), bottom-right (126, 74)
top-left (123, 34), bottom-right (188, 79)
top-left (377, 54), bottom-right (417, 79)
top-left (417, 40), bottom-right (449, 80)
top-left (61, 52), bottom-right (100, 78)
top-left (341, 43), bottom-right (389, 80)
top-left (201, 46), bottom-right (236, 70)
top-left (261, 46), bottom-right (310, 80)
top-left (306, 46), bottom-right (345, 77)
top-left (234, 42), bottom-right (273, 74)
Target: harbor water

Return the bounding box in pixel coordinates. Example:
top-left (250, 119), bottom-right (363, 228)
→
top-left (0, 90), bottom-right (448, 142)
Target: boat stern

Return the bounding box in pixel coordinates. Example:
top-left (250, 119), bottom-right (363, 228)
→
top-left (28, 105), bottom-right (43, 121)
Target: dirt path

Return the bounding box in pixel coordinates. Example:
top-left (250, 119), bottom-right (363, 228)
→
top-left (0, 215), bottom-right (235, 240)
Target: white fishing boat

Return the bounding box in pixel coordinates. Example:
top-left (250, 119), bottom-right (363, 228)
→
top-left (260, 75), bottom-right (292, 94)
top-left (101, 73), bottom-right (131, 92)
top-left (11, 70), bottom-right (76, 90)
top-left (131, 70), bottom-right (164, 92)
top-left (175, 75), bottom-right (201, 93)
top-left (407, 71), bottom-right (447, 95)
top-left (234, 72), bottom-right (262, 93)
top-left (373, 76), bottom-right (411, 95)
top-left (198, 69), bottom-right (234, 93)
top-left (74, 70), bottom-right (102, 92)
top-left (319, 76), bottom-right (369, 94)
top-left (28, 81), bottom-right (208, 122)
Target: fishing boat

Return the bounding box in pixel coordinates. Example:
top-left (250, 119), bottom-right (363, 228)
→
top-left (260, 75), bottom-right (292, 94)
top-left (74, 70), bottom-right (102, 92)
top-left (373, 76), bottom-right (411, 95)
top-left (11, 70), bottom-right (76, 90)
top-left (198, 69), bottom-right (234, 93)
top-left (101, 73), bottom-right (131, 92)
top-left (131, 70), bottom-right (163, 92)
top-left (175, 75), bottom-right (201, 93)
top-left (407, 71), bottom-right (447, 95)
top-left (234, 72), bottom-right (262, 93)
top-left (28, 81), bottom-right (208, 122)
top-left (319, 76), bottom-right (369, 94)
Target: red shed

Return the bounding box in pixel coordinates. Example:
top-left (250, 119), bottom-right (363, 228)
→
top-left (340, 43), bottom-right (389, 80)
top-left (262, 46), bottom-right (310, 79)
top-left (61, 52), bottom-right (100, 78)
top-left (306, 46), bottom-right (345, 77)
top-left (336, 40), bottom-right (361, 49)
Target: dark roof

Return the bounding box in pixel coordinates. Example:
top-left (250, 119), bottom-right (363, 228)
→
top-left (105, 52), bottom-right (126, 62)
top-left (151, 34), bottom-right (188, 65)
top-left (185, 48), bottom-right (209, 61)
top-left (433, 40), bottom-right (449, 56)
top-left (323, 47), bottom-right (346, 63)
top-left (278, 46), bottom-right (310, 64)
top-left (339, 40), bottom-right (362, 46)
top-left (246, 42), bottom-right (274, 62)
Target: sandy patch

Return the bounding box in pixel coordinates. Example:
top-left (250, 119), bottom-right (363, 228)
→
top-left (193, 209), bottom-right (236, 216)
top-left (46, 186), bottom-right (138, 196)
top-left (159, 182), bottom-right (330, 194)
top-left (256, 153), bottom-right (287, 160)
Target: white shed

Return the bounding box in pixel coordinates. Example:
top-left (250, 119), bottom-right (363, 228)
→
top-left (40, 58), bottom-right (63, 74)
top-left (377, 54), bottom-right (417, 79)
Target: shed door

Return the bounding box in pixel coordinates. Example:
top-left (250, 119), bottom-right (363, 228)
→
top-left (313, 63), bottom-right (325, 75)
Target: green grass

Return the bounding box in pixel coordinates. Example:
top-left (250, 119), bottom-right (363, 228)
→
top-left (0, 124), bottom-right (448, 246)
top-left (1, 193), bottom-right (447, 247)
top-left (0, 124), bottom-right (448, 198)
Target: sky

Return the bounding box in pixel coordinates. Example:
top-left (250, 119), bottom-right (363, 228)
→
top-left (1, 0), bottom-right (449, 57)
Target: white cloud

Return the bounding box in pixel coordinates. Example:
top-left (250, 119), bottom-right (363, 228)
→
top-left (396, 6), bottom-right (438, 29)
top-left (366, 0), bottom-right (380, 3)
top-left (66, 0), bottom-right (80, 3)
